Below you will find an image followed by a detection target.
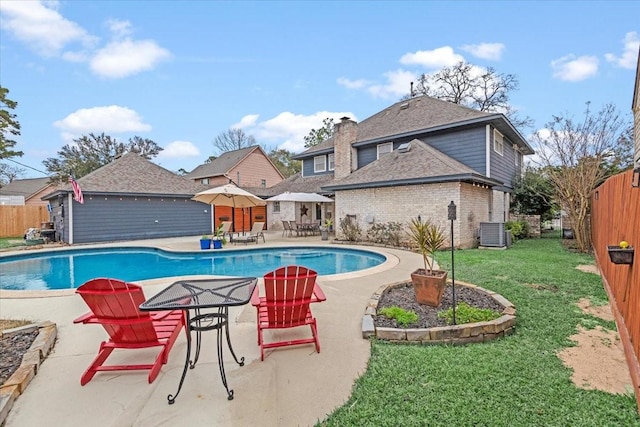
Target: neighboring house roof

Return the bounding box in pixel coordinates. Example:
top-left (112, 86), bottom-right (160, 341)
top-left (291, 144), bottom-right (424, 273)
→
top-left (0, 177), bottom-right (52, 200)
top-left (296, 95), bottom-right (534, 158)
top-left (43, 152), bottom-right (208, 199)
top-left (254, 173), bottom-right (335, 197)
top-left (185, 145), bottom-right (283, 181)
top-left (323, 139), bottom-right (502, 191)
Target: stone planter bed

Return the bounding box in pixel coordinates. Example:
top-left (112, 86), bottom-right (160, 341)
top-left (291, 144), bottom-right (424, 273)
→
top-left (362, 280), bottom-right (516, 345)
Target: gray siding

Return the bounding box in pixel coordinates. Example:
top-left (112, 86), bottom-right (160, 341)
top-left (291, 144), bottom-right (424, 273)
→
top-left (62, 195), bottom-right (210, 244)
top-left (357, 145), bottom-right (378, 168)
top-left (421, 127), bottom-right (486, 174)
top-left (490, 128), bottom-right (519, 189)
top-left (302, 156), bottom-right (333, 177)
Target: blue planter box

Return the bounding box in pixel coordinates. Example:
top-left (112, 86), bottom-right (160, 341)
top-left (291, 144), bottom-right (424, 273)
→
top-left (200, 239), bottom-right (211, 250)
top-left (212, 239), bottom-right (222, 249)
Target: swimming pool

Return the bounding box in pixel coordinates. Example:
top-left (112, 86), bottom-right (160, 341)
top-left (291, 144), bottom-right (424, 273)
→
top-left (0, 246), bottom-right (386, 291)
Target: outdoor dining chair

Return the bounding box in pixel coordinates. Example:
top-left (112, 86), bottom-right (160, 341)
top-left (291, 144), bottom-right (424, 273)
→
top-left (250, 265), bottom-right (326, 360)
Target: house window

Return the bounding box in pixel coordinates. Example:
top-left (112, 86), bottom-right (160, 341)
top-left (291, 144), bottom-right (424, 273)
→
top-left (514, 150), bottom-right (520, 166)
top-left (200, 178), bottom-right (209, 185)
top-left (272, 201), bottom-right (280, 213)
top-left (493, 130), bottom-right (504, 156)
top-left (328, 153), bottom-right (335, 171)
top-left (261, 179), bottom-right (266, 187)
top-left (377, 142), bottom-right (393, 159)
top-left (314, 155), bottom-right (327, 172)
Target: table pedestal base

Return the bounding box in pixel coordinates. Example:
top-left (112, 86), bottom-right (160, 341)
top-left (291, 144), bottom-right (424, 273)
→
top-left (168, 307), bottom-right (244, 404)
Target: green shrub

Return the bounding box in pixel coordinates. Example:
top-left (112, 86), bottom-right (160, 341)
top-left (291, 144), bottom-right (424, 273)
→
top-left (379, 306), bottom-right (418, 327)
top-left (506, 220), bottom-right (530, 240)
top-left (437, 302), bottom-right (501, 325)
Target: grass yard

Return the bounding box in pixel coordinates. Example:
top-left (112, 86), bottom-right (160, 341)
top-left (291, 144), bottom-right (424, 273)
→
top-left (321, 231), bottom-right (640, 426)
top-left (0, 236), bottom-right (26, 250)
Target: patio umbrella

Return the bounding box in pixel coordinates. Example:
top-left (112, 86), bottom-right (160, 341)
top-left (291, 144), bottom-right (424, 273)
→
top-left (265, 192), bottom-right (333, 203)
top-left (192, 184), bottom-right (266, 208)
top-left (192, 184), bottom-right (266, 233)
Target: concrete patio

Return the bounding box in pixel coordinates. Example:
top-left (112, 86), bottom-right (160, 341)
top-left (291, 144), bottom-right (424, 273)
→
top-left (0, 231), bottom-right (423, 426)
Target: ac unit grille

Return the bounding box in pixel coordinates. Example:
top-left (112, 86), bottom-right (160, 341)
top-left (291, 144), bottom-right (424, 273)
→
top-left (480, 222), bottom-right (506, 247)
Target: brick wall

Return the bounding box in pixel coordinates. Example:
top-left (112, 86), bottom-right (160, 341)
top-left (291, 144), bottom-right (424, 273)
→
top-left (513, 214), bottom-right (541, 237)
top-left (334, 182), bottom-right (490, 248)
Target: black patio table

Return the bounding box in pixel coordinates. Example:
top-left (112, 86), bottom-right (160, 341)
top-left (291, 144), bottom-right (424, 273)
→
top-left (139, 277), bottom-right (258, 404)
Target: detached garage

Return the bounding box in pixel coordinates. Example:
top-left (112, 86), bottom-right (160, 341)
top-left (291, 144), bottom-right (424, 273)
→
top-left (43, 153), bottom-right (211, 244)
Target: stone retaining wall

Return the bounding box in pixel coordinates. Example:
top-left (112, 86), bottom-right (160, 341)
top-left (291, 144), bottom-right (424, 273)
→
top-left (362, 281), bottom-right (516, 345)
top-left (0, 322), bottom-right (57, 426)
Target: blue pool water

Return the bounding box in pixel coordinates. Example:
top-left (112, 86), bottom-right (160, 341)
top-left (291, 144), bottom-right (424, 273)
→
top-left (0, 246), bottom-right (386, 291)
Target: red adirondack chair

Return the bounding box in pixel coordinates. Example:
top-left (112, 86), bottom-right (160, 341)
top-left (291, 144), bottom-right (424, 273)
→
top-left (251, 265), bottom-right (326, 360)
top-left (73, 278), bottom-right (186, 385)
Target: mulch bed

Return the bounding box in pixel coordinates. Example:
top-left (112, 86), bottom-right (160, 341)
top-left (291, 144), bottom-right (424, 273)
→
top-left (374, 282), bottom-right (504, 329)
top-left (0, 330), bottom-right (39, 385)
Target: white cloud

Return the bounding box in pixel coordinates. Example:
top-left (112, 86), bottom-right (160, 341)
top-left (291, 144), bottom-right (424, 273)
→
top-left (605, 31), bottom-right (640, 69)
top-left (106, 18), bottom-right (133, 39)
top-left (336, 77), bottom-right (370, 89)
top-left (232, 114), bottom-right (260, 128)
top-left (236, 111), bottom-right (356, 154)
top-left (53, 105), bottom-right (152, 136)
top-left (400, 46), bottom-right (464, 69)
top-left (366, 69), bottom-right (417, 99)
top-left (90, 39), bottom-right (171, 78)
top-left (0, 0), bottom-right (97, 56)
top-left (157, 141), bottom-right (200, 159)
top-left (551, 55), bottom-right (599, 82)
top-left (460, 43), bottom-right (505, 61)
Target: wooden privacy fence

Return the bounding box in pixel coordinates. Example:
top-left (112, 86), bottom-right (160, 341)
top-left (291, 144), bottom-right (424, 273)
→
top-left (0, 205), bottom-right (49, 237)
top-left (591, 169), bottom-right (640, 411)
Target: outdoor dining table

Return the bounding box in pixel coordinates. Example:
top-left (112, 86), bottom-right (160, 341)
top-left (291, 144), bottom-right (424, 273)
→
top-left (139, 277), bottom-right (258, 404)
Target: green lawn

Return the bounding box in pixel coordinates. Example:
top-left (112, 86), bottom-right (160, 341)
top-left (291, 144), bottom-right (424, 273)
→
top-left (320, 232), bottom-right (639, 426)
top-left (0, 236), bottom-right (25, 250)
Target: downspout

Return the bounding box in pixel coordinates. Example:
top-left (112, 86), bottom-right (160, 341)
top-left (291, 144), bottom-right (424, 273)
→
top-left (486, 125), bottom-right (493, 222)
top-left (485, 125), bottom-right (491, 177)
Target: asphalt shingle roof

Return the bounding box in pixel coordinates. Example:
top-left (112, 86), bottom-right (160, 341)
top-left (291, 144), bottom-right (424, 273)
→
top-left (299, 95), bottom-right (533, 157)
top-left (0, 177), bottom-right (52, 197)
top-left (185, 146), bottom-right (260, 180)
top-left (59, 152), bottom-right (208, 196)
top-left (301, 96), bottom-right (492, 156)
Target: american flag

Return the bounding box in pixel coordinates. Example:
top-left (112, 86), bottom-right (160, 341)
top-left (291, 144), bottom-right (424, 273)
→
top-left (69, 176), bottom-right (84, 204)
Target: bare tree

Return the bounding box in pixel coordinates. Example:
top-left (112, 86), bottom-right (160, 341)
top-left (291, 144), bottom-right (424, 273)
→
top-left (409, 62), bottom-right (533, 131)
top-left (532, 102), bottom-right (626, 252)
top-left (0, 162), bottom-right (24, 185)
top-left (212, 128), bottom-right (256, 153)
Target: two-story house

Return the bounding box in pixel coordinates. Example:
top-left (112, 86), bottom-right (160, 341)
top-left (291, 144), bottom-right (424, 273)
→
top-left (292, 95), bottom-right (534, 248)
top-left (185, 145), bottom-right (285, 232)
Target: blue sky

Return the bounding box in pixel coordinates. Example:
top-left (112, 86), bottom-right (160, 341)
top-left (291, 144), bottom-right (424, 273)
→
top-left (1, 1), bottom-right (638, 178)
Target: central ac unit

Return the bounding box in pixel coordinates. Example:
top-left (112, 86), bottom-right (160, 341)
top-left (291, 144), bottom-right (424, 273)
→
top-left (479, 222), bottom-right (506, 247)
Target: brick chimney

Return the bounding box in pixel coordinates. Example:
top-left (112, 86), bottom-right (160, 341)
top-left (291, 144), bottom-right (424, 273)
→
top-left (333, 117), bottom-right (357, 179)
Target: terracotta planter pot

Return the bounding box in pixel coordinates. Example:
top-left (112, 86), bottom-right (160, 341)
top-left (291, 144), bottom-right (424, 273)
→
top-left (410, 269), bottom-right (448, 307)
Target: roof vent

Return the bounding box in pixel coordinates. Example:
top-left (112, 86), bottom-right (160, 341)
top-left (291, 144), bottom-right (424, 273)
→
top-left (400, 102), bottom-right (409, 110)
top-left (397, 142), bottom-right (411, 153)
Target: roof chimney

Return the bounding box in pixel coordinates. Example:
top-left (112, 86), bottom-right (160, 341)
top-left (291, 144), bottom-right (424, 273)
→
top-left (333, 118), bottom-right (357, 180)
